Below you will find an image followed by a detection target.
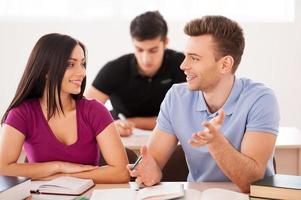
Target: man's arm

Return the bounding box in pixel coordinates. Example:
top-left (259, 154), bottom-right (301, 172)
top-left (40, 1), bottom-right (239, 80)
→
top-left (127, 116), bottom-right (157, 130)
top-left (85, 86), bottom-right (109, 104)
top-left (127, 128), bottom-right (178, 186)
top-left (208, 130), bottom-right (276, 192)
top-left (189, 112), bottom-right (277, 193)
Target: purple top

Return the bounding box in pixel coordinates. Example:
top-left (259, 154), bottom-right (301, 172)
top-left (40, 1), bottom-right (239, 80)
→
top-left (5, 98), bottom-right (113, 165)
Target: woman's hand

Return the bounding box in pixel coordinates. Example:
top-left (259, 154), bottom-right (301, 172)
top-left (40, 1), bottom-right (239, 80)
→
top-left (56, 161), bottom-right (99, 174)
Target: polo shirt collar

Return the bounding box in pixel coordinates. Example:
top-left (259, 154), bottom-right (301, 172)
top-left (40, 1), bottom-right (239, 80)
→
top-left (196, 76), bottom-right (242, 116)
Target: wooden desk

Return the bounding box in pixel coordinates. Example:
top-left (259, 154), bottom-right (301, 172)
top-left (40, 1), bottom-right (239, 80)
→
top-left (275, 127), bottom-right (301, 175)
top-left (121, 127), bottom-right (301, 175)
top-left (121, 128), bottom-right (152, 154)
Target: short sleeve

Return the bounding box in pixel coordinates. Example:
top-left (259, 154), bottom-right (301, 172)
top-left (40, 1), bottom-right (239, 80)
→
top-left (246, 92), bottom-right (280, 135)
top-left (156, 86), bottom-right (175, 135)
top-left (5, 106), bottom-right (28, 136)
top-left (92, 57), bottom-right (128, 96)
top-left (84, 100), bottom-right (114, 136)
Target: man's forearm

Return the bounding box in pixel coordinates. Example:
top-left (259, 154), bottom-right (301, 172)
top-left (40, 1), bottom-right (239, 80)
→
top-left (208, 135), bottom-right (264, 192)
top-left (128, 116), bottom-right (157, 130)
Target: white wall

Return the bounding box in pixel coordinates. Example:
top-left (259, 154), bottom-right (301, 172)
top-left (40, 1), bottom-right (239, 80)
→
top-left (0, 2), bottom-right (300, 130)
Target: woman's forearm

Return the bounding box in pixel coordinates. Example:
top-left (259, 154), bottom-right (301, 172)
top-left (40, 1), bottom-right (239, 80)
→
top-left (51, 165), bottom-right (130, 183)
top-left (0, 162), bottom-right (60, 180)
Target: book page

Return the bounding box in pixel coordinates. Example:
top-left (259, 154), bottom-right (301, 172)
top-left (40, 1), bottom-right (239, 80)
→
top-left (91, 187), bottom-right (200, 200)
top-left (30, 181), bottom-right (48, 192)
top-left (31, 176), bottom-right (94, 195)
top-left (90, 188), bottom-right (136, 200)
top-left (201, 188), bottom-right (249, 200)
top-left (133, 128), bottom-right (152, 136)
top-left (137, 183), bottom-right (184, 200)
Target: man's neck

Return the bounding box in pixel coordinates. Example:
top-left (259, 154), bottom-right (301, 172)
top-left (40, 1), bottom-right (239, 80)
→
top-left (203, 76), bottom-right (235, 113)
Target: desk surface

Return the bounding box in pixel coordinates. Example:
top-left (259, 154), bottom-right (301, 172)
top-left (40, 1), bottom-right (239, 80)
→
top-left (121, 126), bottom-right (301, 151)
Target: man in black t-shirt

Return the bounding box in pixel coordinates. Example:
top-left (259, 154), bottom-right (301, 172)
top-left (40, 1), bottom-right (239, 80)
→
top-left (86, 11), bottom-right (185, 136)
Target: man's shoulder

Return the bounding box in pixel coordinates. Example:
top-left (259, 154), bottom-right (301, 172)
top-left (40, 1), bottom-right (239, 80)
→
top-left (169, 83), bottom-right (196, 97)
top-left (165, 49), bottom-right (184, 56)
top-left (99, 53), bottom-right (135, 78)
top-left (238, 77), bottom-right (277, 108)
top-left (240, 77), bottom-right (275, 96)
top-left (105, 53), bottom-right (135, 67)
top-left (165, 49), bottom-right (185, 60)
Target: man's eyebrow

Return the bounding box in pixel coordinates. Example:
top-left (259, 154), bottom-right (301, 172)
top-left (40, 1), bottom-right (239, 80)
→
top-left (186, 53), bottom-right (201, 58)
top-left (135, 45), bottom-right (159, 51)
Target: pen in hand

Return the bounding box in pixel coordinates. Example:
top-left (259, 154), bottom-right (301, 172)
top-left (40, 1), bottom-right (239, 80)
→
top-left (130, 155), bottom-right (143, 191)
top-left (130, 155), bottom-right (143, 170)
top-left (118, 113), bottom-right (127, 121)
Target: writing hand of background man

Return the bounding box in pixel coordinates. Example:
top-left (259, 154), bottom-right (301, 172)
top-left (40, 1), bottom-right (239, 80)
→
top-left (114, 120), bottom-right (135, 137)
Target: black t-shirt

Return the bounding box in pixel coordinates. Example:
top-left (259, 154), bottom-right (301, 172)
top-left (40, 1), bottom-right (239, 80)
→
top-left (92, 49), bottom-right (186, 119)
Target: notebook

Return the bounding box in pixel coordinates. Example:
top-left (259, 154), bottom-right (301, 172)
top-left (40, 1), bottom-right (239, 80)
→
top-left (0, 176), bottom-right (31, 200)
top-left (30, 176), bottom-right (94, 195)
top-left (250, 174), bottom-right (301, 200)
top-left (90, 183), bottom-right (184, 200)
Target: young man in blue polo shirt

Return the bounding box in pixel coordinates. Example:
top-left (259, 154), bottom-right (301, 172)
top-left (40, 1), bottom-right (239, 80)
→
top-left (128, 15), bottom-right (280, 193)
top-left (86, 11), bottom-right (185, 136)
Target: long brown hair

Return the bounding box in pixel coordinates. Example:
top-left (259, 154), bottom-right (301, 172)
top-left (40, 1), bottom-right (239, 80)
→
top-left (1, 33), bottom-right (87, 124)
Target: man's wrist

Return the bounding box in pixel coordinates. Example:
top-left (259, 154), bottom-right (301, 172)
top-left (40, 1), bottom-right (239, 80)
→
top-left (207, 132), bottom-right (228, 153)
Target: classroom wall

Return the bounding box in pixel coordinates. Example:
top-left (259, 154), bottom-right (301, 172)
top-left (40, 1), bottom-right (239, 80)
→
top-left (0, 2), bottom-right (300, 131)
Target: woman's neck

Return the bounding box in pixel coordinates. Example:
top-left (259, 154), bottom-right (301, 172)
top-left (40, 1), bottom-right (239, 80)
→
top-left (40, 92), bottom-right (75, 116)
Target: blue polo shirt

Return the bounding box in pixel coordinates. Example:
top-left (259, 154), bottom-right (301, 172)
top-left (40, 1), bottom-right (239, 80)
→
top-left (156, 77), bottom-right (280, 182)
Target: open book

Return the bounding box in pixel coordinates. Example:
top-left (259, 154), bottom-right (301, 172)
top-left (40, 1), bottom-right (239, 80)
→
top-left (30, 176), bottom-right (94, 195)
top-left (90, 183), bottom-right (184, 200)
top-left (91, 185), bottom-right (249, 200)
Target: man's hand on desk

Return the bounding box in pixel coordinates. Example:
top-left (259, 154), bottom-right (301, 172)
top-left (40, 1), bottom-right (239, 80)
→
top-left (114, 120), bottom-right (135, 137)
top-left (126, 146), bottom-right (162, 186)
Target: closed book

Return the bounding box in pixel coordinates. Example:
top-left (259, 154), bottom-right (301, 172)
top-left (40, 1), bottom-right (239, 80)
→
top-left (250, 174), bottom-right (301, 200)
top-left (30, 176), bottom-right (94, 196)
top-left (0, 176), bottom-right (31, 200)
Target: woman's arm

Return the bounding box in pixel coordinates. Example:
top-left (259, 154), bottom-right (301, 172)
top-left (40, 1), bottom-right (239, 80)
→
top-left (0, 125), bottom-right (97, 179)
top-left (42, 123), bottom-right (130, 183)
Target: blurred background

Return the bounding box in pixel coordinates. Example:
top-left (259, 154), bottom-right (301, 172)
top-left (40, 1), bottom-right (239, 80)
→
top-left (0, 0), bottom-right (300, 130)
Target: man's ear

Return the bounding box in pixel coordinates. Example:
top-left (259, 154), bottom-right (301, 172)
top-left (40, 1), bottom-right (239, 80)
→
top-left (220, 55), bottom-right (234, 74)
top-left (163, 37), bottom-right (169, 47)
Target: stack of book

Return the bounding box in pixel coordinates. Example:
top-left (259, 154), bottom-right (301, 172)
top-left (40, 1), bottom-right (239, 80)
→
top-left (250, 174), bottom-right (301, 200)
top-left (0, 176), bottom-right (31, 199)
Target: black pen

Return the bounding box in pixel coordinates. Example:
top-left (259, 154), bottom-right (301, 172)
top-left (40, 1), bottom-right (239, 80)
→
top-left (130, 155), bottom-right (143, 170)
